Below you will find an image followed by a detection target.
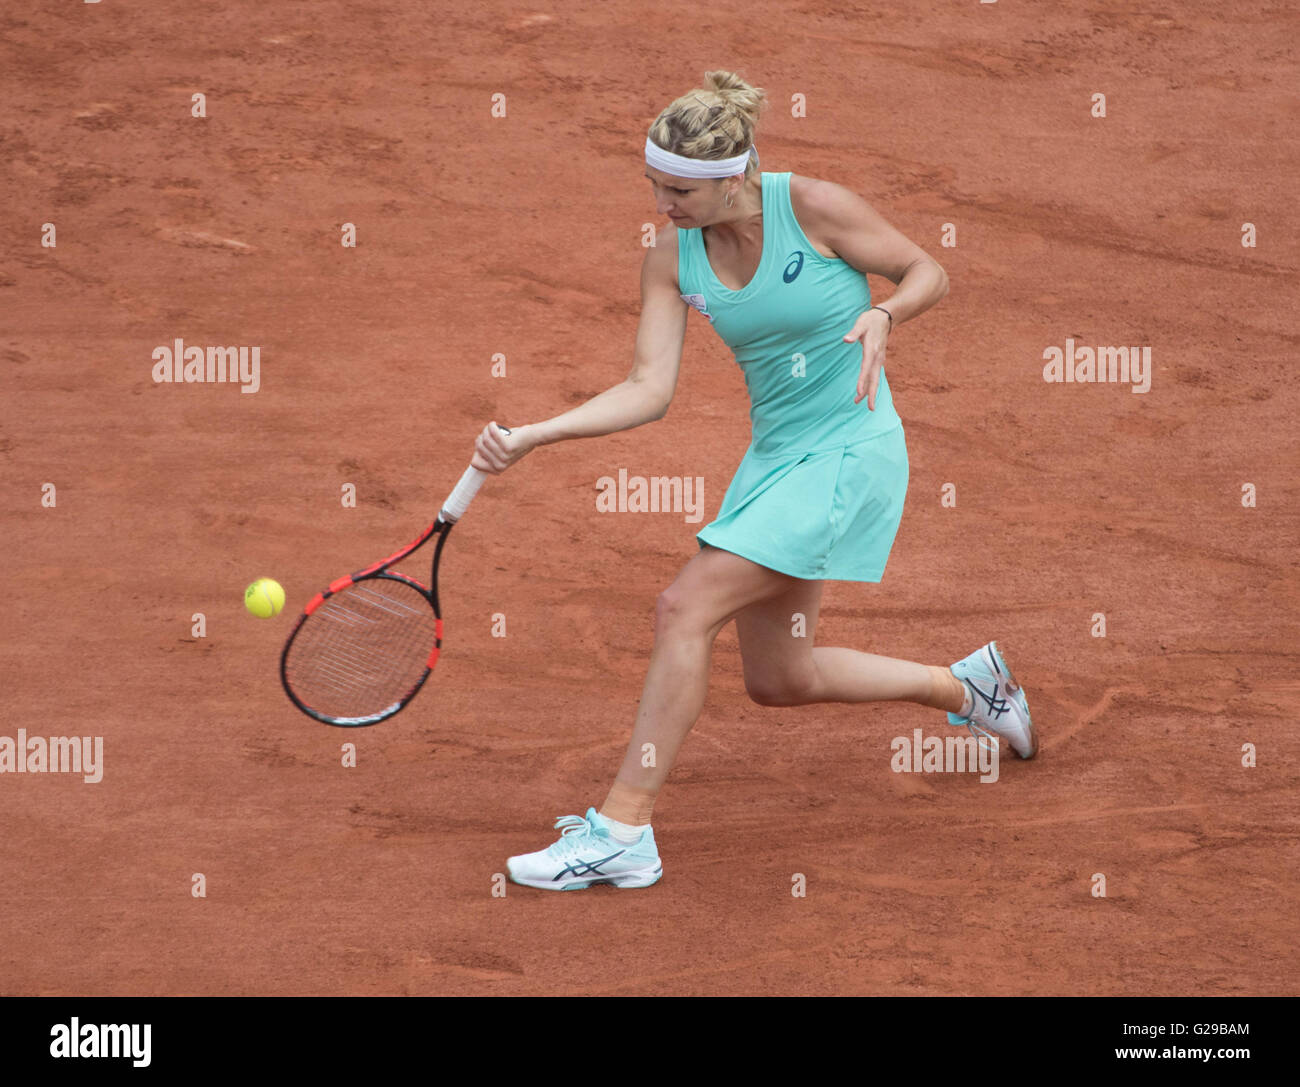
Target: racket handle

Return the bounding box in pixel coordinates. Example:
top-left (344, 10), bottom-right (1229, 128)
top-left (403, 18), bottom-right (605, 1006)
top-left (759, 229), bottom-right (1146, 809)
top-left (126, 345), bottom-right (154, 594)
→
top-left (440, 468), bottom-right (486, 523)
top-left (440, 425), bottom-right (510, 523)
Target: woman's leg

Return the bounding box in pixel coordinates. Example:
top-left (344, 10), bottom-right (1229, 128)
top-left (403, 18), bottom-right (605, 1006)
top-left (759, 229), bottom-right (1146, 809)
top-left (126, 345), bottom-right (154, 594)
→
top-left (733, 583), bottom-right (969, 713)
top-left (599, 545), bottom-right (804, 826)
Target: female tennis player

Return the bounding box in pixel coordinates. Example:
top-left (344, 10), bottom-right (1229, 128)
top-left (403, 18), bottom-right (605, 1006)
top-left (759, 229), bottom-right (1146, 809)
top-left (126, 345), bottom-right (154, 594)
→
top-left (472, 71), bottom-right (1037, 891)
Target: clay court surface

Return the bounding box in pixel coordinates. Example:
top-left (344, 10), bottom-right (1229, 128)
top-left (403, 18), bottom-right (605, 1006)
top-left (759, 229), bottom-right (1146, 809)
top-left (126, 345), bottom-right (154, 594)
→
top-left (2, 2), bottom-right (1297, 996)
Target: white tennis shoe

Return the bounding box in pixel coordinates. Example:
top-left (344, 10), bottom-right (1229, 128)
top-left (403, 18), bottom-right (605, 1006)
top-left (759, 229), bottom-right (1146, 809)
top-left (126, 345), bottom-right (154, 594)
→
top-left (946, 641), bottom-right (1038, 759)
top-left (507, 808), bottom-right (663, 891)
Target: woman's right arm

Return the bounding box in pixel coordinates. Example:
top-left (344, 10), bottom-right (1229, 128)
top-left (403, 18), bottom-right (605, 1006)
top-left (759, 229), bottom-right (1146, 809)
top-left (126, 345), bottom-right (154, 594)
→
top-left (473, 234), bottom-right (688, 472)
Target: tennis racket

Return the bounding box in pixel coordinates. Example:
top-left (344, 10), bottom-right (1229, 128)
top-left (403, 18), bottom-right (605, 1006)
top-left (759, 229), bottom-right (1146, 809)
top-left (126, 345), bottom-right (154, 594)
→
top-left (280, 428), bottom-right (509, 726)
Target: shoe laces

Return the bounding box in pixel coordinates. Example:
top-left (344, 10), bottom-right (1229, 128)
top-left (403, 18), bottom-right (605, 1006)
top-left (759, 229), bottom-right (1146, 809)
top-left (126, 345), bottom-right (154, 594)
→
top-left (965, 720), bottom-right (1000, 756)
top-left (546, 814), bottom-right (596, 859)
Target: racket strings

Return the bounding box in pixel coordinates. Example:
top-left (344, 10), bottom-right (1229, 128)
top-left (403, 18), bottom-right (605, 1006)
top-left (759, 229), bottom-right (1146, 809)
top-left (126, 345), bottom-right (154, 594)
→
top-left (284, 578), bottom-right (436, 720)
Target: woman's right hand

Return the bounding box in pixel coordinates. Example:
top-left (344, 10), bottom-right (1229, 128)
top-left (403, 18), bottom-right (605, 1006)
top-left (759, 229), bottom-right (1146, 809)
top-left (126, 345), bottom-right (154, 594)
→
top-left (471, 421), bottom-right (534, 474)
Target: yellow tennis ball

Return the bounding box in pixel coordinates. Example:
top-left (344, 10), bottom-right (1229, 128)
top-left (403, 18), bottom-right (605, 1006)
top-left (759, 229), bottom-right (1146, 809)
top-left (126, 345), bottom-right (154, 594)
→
top-left (244, 577), bottom-right (285, 619)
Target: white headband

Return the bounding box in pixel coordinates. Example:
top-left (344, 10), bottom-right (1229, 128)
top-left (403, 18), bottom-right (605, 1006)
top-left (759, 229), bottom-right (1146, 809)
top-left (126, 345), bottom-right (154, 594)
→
top-left (644, 137), bottom-right (758, 179)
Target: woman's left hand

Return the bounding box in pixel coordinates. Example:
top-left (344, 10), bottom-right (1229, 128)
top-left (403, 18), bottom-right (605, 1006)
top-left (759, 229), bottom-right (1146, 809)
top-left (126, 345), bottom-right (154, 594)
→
top-left (843, 308), bottom-right (892, 410)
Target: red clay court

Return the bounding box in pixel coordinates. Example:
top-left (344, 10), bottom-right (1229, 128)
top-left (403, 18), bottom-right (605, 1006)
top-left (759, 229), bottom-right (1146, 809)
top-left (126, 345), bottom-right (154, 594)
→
top-left (1, 1), bottom-right (1297, 995)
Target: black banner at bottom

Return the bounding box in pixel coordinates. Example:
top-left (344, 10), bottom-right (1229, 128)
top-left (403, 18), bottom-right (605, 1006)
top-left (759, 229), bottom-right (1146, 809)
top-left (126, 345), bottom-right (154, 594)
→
top-left (0, 995), bottom-right (1283, 1075)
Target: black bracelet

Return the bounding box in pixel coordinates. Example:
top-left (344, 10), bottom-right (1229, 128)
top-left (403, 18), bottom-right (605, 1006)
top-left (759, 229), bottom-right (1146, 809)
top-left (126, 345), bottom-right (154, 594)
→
top-left (874, 305), bottom-right (893, 333)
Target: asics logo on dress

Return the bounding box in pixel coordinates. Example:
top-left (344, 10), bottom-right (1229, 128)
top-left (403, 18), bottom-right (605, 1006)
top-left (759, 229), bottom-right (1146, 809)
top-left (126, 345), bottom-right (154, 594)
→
top-left (553, 850), bottom-right (626, 881)
top-left (782, 250), bottom-right (804, 282)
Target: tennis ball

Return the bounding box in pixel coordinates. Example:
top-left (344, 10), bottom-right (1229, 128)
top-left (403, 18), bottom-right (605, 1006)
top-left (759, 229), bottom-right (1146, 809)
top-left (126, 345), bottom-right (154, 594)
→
top-left (245, 577), bottom-right (285, 619)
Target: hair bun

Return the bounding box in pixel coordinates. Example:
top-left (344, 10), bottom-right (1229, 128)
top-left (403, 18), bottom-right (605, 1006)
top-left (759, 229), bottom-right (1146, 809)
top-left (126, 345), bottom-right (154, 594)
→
top-left (703, 69), bottom-right (766, 126)
top-left (648, 71), bottom-right (767, 166)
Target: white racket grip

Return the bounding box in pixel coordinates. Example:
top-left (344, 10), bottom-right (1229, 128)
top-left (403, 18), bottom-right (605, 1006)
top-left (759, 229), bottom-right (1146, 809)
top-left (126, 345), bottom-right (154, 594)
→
top-left (441, 424), bottom-right (510, 523)
top-left (440, 467), bottom-right (487, 524)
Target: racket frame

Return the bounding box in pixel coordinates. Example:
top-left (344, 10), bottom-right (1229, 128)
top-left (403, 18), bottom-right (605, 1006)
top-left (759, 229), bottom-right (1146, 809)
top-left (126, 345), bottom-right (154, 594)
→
top-left (279, 430), bottom-right (506, 727)
top-left (279, 518), bottom-right (453, 727)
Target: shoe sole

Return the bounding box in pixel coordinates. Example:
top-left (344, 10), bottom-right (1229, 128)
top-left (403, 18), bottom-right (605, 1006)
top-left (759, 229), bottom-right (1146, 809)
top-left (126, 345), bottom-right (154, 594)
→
top-left (988, 640), bottom-right (1038, 759)
top-left (506, 863), bottom-right (663, 891)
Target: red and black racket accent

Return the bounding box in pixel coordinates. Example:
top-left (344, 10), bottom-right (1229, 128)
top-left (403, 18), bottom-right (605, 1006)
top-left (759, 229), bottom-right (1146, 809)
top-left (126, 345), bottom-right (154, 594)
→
top-left (280, 432), bottom-right (506, 726)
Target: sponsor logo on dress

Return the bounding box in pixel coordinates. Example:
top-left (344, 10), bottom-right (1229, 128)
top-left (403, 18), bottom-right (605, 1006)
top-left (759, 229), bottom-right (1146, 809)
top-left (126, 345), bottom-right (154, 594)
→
top-left (680, 292), bottom-right (714, 322)
top-left (782, 250), bottom-right (804, 283)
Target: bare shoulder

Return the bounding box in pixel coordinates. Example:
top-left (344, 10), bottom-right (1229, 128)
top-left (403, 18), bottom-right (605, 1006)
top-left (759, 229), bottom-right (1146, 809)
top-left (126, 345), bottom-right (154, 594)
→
top-left (789, 173), bottom-right (933, 281)
top-left (789, 175), bottom-right (869, 256)
top-left (641, 221), bottom-right (681, 292)
top-left (789, 173), bottom-right (849, 210)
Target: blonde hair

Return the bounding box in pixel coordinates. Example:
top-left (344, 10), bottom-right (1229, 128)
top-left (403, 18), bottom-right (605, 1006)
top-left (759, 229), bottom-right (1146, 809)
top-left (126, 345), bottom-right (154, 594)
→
top-left (648, 70), bottom-right (767, 175)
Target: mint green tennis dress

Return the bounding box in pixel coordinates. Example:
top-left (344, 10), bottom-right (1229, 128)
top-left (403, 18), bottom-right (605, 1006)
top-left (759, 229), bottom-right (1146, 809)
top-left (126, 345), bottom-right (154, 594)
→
top-left (679, 171), bottom-right (908, 582)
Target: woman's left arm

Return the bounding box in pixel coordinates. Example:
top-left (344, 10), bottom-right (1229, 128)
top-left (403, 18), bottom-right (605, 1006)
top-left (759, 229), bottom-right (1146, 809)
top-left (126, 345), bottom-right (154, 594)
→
top-left (791, 176), bottom-right (949, 409)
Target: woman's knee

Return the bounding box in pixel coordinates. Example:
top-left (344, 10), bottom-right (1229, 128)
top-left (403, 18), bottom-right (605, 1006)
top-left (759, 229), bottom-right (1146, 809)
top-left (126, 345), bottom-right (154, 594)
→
top-left (744, 667), bottom-right (818, 707)
top-left (656, 547), bottom-right (792, 641)
top-left (656, 577), bottom-right (741, 642)
top-left (655, 582), bottom-right (703, 636)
